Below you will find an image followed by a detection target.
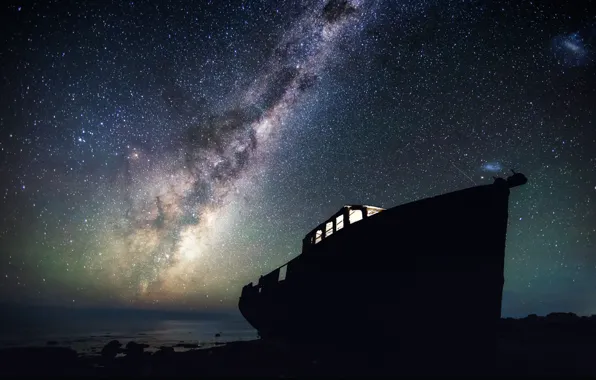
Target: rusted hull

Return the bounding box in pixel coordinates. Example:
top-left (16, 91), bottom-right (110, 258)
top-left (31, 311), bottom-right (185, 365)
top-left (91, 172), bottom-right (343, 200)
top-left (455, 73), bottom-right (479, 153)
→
top-left (239, 181), bottom-right (518, 374)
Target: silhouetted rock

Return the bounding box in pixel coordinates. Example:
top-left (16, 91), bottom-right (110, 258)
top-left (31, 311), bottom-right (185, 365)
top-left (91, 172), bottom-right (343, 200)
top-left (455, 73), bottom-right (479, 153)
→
top-left (46, 340), bottom-right (58, 345)
top-left (546, 312), bottom-right (579, 322)
top-left (124, 341), bottom-right (149, 357)
top-left (101, 340), bottom-right (122, 360)
top-left (156, 346), bottom-right (175, 356)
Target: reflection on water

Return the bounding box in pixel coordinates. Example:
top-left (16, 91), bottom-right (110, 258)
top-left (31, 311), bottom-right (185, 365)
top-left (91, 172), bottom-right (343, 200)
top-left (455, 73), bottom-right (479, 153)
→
top-left (0, 315), bottom-right (257, 354)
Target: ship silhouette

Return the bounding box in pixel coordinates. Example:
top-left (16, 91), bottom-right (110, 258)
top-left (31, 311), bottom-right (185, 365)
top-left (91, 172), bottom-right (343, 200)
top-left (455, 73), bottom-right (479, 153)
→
top-left (239, 172), bottom-right (528, 375)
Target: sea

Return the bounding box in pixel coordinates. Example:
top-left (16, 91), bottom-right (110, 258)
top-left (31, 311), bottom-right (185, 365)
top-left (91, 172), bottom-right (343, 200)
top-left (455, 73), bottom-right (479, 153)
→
top-left (0, 306), bottom-right (258, 355)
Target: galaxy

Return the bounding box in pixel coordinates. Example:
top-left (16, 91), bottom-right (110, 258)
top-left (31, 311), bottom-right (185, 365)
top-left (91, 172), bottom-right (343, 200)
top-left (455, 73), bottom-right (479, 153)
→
top-left (1, 0), bottom-right (595, 316)
top-left (482, 162), bottom-right (503, 173)
top-left (552, 32), bottom-right (592, 67)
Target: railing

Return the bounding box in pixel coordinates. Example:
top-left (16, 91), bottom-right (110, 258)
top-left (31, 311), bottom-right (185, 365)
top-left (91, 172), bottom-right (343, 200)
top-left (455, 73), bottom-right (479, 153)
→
top-left (242, 263), bottom-right (288, 298)
top-left (241, 205), bottom-right (385, 299)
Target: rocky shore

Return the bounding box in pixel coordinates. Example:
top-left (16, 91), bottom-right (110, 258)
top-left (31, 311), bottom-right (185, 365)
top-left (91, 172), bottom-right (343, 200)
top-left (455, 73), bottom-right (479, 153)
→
top-left (1, 313), bottom-right (596, 376)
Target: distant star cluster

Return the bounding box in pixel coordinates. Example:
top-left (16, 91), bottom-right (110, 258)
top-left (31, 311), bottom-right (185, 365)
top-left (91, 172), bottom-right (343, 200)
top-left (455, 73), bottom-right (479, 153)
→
top-left (0, 0), bottom-right (595, 316)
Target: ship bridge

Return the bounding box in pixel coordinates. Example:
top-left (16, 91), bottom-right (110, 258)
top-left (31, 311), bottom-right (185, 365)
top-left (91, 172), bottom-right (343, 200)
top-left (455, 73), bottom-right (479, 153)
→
top-left (302, 205), bottom-right (385, 251)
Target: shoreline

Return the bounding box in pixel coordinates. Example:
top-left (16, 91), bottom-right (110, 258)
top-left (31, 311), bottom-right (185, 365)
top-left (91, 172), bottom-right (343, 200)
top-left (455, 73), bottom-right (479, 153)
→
top-left (3, 313), bottom-right (596, 376)
top-left (0, 338), bottom-right (594, 376)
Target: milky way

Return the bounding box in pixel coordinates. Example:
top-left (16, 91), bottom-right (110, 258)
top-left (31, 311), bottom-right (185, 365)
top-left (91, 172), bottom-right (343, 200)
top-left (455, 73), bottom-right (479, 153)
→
top-left (0, 0), bottom-right (380, 308)
top-left (92, 0), bottom-right (373, 302)
top-left (1, 0), bottom-right (595, 316)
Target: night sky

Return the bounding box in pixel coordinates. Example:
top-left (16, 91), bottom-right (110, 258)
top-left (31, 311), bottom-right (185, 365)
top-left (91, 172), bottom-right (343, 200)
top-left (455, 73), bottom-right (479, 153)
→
top-left (0, 0), bottom-right (594, 317)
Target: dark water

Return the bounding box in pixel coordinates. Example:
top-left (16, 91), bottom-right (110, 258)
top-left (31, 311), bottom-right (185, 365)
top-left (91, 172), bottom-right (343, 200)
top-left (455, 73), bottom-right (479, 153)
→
top-left (0, 306), bottom-right (257, 354)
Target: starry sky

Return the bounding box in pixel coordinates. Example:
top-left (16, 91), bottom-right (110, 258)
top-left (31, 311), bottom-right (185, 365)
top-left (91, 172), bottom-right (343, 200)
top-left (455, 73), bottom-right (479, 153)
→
top-left (0, 0), bottom-right (594, 317)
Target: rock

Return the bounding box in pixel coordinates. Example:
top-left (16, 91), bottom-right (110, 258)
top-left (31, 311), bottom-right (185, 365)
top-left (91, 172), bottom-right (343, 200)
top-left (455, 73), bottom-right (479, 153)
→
top-left (125, 341), bottom-right (149, 357)
top-left (100, 340), bottom-right (122, 360)
top-left (174, 343), bottom-right (200, 348)
top-left (153, 346), bottom-right (175, 359)
top-left (158, 346), bottom-right (175, 353)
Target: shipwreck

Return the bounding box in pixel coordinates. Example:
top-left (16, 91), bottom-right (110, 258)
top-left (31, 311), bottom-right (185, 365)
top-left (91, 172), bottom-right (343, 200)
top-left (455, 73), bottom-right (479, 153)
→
top-left (239, 172), bottom-right (528, 374)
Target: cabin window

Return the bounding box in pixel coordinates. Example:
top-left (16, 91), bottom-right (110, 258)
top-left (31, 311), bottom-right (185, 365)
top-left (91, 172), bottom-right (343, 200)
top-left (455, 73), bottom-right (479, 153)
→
top-left (349, 209), bottom-right (363, 224)
top-left (279, 265), bottom-right (287, 281)
top-left (367, 208), bottom-right (381, 217)
top-left (325, 221), bottom-right (333, 237)
top-left (336, 214), bottom-right (344, 231)
top-left (315, 230), bottom-right (323, 244)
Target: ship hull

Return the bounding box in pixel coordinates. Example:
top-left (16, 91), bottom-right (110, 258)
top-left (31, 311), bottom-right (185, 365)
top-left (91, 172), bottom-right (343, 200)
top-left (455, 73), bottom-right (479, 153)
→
top-left (239, 182), bottom-right (515, 374)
